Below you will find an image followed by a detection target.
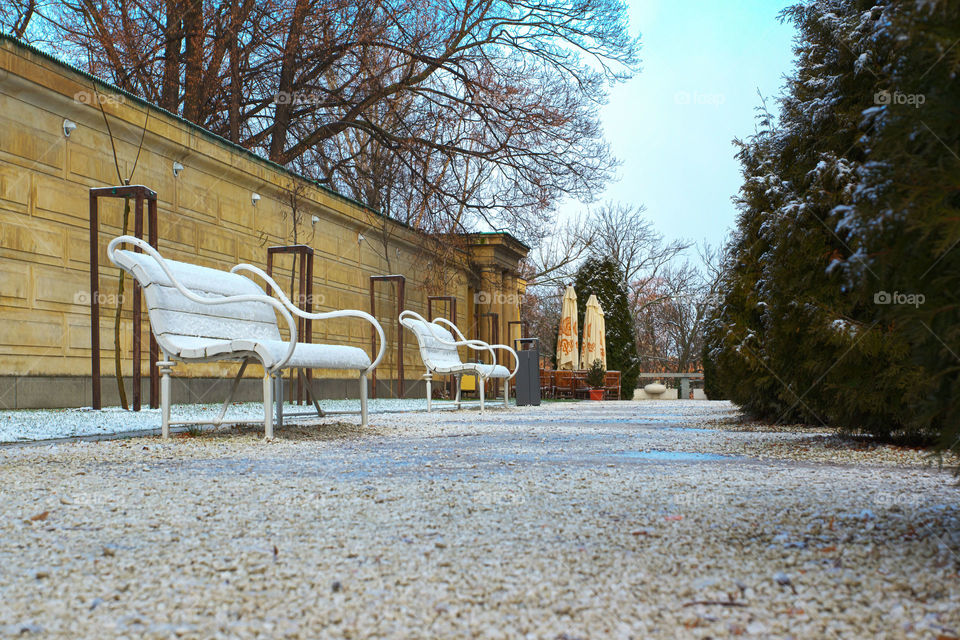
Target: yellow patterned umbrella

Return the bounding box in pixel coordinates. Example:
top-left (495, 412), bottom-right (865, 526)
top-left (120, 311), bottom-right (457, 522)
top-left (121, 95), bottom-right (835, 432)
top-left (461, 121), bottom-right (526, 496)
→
top-left (556, 285), bottom-right (578, 370)
top-left (580, 294), bottom-right (607, 370)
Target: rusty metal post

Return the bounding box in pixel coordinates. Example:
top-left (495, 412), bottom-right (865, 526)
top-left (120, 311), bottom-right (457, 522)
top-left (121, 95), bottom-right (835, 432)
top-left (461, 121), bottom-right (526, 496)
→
top-left (306, 250), bottom-right (314, 401)
top-left (297, 251), bottom-right (306, 404)
top-left (266, 245), bottom-right (315, 405)
top-left (89, 192), bottom-right (101, 410)
top-left (89, 185), bottom-right (159, 411)
top-left (477, 312), bottom-right (500, 396)
top-left (370, 275), bottom-right (405, 398)
top-left (148, 197), bottom-right (159, 408)
top-left (132, 194), bottom-right (143, 411)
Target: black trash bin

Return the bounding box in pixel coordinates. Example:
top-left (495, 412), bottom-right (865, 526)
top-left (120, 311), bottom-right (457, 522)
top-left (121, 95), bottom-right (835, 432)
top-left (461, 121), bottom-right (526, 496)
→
top-left (514, 338), bottom-right (541, 406)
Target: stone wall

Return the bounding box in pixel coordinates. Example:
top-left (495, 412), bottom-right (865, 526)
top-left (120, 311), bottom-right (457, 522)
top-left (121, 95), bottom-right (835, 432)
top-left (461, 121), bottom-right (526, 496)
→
top-left (0, 36), bottom-right (527, 408)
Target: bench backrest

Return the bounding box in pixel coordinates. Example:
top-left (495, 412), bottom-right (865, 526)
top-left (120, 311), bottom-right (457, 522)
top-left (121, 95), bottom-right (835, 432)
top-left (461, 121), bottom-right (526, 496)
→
top-left (401, 317), bottom-right (463, 370)
top-left (112, 249), bottom-right (282, 349)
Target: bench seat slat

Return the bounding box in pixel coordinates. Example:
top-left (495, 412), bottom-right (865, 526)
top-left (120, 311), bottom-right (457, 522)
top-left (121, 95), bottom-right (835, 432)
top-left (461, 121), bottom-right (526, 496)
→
top-left (144, 282), bottom-right (277, 324)
top-left (149, 308), bottom-right (281, 342)
top-left (170, 336), bottom-right (370, 370)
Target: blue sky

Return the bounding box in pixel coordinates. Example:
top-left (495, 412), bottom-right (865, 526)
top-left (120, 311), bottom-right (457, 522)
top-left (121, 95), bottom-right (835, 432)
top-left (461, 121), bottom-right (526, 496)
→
top-left (569, 0), bottom-right (798, 251)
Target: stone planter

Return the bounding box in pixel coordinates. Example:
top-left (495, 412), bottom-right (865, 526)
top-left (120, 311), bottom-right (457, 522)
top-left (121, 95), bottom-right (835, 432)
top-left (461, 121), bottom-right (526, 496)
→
top-left (643, 383), bottom-right (667, 395)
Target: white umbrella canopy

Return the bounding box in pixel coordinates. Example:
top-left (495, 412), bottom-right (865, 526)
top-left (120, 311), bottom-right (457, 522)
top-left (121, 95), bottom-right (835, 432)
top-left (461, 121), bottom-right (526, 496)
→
top-left (597, 302), bottom-right (607, 368)
top-left (556, 285), bottom-right (579, 370)
top-left (580, 294), bottom-right (607, 370)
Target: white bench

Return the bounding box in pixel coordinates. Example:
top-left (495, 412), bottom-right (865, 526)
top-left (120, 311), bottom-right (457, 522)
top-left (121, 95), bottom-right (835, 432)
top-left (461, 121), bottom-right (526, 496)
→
top-left (399, 310), bottom-right (517, 412)
top-left (108, 236), bottom-right (385, 439)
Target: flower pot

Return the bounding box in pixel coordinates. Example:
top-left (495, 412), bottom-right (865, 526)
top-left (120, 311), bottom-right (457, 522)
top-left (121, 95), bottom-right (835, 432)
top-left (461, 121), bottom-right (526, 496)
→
top-left (589, 388), bottom-right (604, 401)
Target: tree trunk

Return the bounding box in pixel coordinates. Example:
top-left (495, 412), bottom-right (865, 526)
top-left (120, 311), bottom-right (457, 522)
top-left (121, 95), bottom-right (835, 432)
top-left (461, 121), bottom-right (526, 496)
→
top-left (228, 24), bottom-right (241, 143)
top-left (161, 0), bottom-right (182, 113)
top-left (182, 0), bottom-right (204, 122)
top-left (269, 0), bottom-right (310, 163)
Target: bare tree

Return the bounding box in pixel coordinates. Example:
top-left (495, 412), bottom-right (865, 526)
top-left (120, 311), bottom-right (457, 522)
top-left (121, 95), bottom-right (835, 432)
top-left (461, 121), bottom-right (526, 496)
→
top-left (520, 279), bottom-right (563, 365)
top-left (10, 0), bottom-right (640, 240)
top-left (0, 0), bottom-right (35, 38)
top-left (522, 212), bottom-right (597, 288)
top-left (591, 201), bottom-right (691, 290)
top-left (632, 242), bottom-right (725, 372)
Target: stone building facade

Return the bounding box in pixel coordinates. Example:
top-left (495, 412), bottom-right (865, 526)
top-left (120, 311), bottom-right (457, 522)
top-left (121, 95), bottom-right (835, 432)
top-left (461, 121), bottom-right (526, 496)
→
top-left (0, 35), bottom-right (527, 408)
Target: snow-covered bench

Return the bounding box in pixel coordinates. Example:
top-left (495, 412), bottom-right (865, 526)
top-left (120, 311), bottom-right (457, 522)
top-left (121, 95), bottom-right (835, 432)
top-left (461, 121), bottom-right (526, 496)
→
top-left (108, 236), bottom-right (385, 439)
top-left (399, 310), bottom-right (517, 412)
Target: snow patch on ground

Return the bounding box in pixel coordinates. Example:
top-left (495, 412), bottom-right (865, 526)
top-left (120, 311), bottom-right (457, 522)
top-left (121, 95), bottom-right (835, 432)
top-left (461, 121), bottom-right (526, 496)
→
top-left (0, 398), bottom-right (449, 443)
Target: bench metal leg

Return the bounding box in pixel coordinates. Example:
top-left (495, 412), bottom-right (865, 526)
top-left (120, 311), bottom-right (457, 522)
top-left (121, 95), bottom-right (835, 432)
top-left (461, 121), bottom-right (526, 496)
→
top-left (263, 373), bottom-right (274, 440)
top-left (360, 374), bottom-right (368, 427)
top-left (303, 375), bottom-right (324, 417)
top-left (274, 374), bottom-right (284, 429)
top-left (454, 375), bottom-right (461, 409)
top-left (215, 359), bottom-right (249, 426)
top-left (479, 376), bottom-right (485, 414)
top-left (425, 372), bottom-right (432, 413)
top-left (159, 358), bottom-right (174, 439)
top-left (503, 378), bottom-right (509, 408)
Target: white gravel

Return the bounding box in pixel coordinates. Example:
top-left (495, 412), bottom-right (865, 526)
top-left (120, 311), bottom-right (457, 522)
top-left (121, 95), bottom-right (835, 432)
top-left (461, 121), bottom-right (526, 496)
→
top-left (0, 400), bottom-right (957, 638)
top-left (0, 399), bottom-right (437, 443)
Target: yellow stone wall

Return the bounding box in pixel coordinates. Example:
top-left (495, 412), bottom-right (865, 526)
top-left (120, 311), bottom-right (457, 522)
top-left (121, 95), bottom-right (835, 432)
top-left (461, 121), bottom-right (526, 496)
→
top-left (0, 37), bottom-right (527, 400)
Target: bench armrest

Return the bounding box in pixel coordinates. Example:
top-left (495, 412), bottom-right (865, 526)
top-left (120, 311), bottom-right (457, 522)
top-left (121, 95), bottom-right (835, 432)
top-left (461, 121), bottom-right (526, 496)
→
top-left (483, 344), bottom-right (520, 379)
top-left (400, 310), bottom-right (478, 350)
top-left (107, 236), bottom-right (299, 372)
top-left (231, 264), bottom-right (385, 374)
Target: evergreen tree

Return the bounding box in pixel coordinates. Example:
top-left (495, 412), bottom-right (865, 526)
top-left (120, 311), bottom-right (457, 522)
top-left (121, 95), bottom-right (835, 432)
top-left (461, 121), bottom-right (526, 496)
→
top-left (705, 0), bottom-right (959, 452)
top-left (573, 257), bottom-right (640, 397)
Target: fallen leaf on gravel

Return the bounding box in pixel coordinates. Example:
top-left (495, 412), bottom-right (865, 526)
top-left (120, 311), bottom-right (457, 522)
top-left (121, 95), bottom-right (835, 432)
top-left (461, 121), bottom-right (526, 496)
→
top-left (665, 515), bottom-right (683, 521)
top-left (28, 511), bottom-right (49, 522)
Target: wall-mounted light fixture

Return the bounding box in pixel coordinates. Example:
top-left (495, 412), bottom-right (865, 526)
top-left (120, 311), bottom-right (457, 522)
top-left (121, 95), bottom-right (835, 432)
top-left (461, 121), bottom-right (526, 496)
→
top-left (251, 193), bottom-right (261, 206)
top-left (357, 232), bottom-right (365, 244)
top-left (311, 215), bottom-right (320, 225)
top-left (63, 119), bottom-right (77, 138)
top-left (172, 161), bottom-right (184, 178)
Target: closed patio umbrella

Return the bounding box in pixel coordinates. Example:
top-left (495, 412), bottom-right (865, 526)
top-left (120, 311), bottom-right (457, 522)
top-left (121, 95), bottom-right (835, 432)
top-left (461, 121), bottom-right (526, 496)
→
top-left (597, 302), bottom-right (607, 368)
top-left (580, 294), bottom-right (607, 370)
top-left (556, 285), bottom-right (578, 370)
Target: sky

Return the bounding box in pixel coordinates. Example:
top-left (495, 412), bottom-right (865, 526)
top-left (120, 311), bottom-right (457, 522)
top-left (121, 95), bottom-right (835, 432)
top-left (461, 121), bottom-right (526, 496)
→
top-left (564, 0), bottom-right (799, 254)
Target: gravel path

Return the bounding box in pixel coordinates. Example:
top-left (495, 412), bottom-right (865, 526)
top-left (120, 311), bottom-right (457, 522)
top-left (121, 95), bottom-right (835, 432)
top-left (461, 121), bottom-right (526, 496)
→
top-left (1, 400), bottom-right (958, 638)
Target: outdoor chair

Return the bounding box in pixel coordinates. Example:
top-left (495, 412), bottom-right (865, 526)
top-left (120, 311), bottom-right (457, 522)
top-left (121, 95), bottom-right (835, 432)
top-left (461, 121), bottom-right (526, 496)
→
top-left (604, 371), bottom-right (621, 400)
top-left (573, 373), bottom-right (591, 400)
top-left (399, 310), bottom-right (518, 413)
top-left (108, 236), bottom-right (385, 439)
top-left (553, 370), bottom-right (575, 399)
top-left (540, 369), bottom-right (555, 399)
